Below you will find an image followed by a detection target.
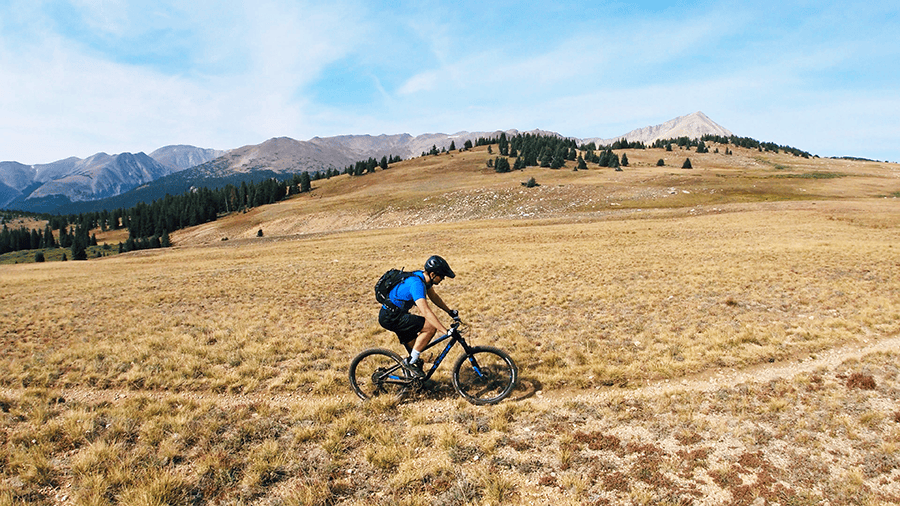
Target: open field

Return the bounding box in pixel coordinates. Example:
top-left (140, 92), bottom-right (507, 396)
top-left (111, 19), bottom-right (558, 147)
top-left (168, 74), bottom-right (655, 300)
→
top-left (2, 145), bottom-right (900, 504)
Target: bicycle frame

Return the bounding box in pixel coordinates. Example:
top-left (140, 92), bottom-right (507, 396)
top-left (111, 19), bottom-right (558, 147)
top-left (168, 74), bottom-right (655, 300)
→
top-left (383, 326), bottom-right (478, 385)
top-left (418, 329), bottom-right (472, 380)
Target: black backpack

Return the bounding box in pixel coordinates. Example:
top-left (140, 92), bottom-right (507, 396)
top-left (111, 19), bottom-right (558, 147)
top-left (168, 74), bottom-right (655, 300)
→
top-left (374, 268), bottom-right (416, 310)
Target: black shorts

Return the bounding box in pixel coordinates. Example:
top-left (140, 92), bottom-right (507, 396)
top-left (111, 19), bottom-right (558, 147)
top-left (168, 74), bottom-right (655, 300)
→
top-left (379, 306), bottom-right (425, 344)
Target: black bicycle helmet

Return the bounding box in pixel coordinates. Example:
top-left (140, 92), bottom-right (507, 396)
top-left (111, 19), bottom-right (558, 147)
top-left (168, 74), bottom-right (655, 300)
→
top-left (424, 255), bottom-right (455, 278)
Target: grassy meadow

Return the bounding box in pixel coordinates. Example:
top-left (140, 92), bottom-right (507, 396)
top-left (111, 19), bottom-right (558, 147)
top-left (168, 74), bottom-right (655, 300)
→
top-left (2, 144), bottom-right (900, 504)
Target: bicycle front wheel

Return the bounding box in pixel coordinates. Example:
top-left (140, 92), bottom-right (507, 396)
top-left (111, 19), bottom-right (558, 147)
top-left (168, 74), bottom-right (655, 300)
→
top-left (452, 346), bottom-right (518, 405)
top-left (348, 348), bottom-right (410, 401)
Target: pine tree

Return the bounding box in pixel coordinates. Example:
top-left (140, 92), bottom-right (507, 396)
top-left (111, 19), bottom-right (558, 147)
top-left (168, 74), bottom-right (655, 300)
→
top-left (539, 149), bottom-right (552, 168)
top-left (597, 150), bottom-right (610, 167)
top-left (608, 152), bottom-right (620, 169)
top-left (682, 158), bottom-right (693, 169)
top-left (524, 144), bottom-right (538, 167)
top-left (550, 153), bottom-right (564, 169)
top-left (59, 227), bottom-right (71, 248)
top-left (300, 172), bottom-right (311, 193)
top-left (620, 153), bottom-right (629, 167)
top-left (0, 225), bottom-right (10, 254)
top-left (577, 155), bottom-right (587, 171)
top-left (71, 233), bottom-right (88, 260)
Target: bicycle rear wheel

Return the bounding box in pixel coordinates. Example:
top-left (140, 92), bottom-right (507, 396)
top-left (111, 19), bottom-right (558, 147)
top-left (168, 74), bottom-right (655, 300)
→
top-left (348, 348), bottom-right (410, 401)
top-left (452, 346), bottom-right (518, 405)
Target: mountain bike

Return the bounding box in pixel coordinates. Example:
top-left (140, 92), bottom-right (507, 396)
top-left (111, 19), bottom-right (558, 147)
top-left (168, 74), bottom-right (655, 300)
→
top-left (349, 322), bottom-right (517, 405)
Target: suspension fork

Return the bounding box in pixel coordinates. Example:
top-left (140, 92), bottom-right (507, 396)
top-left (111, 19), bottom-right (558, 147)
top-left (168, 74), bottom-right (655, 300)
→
top-left (456, 337), bottom-right (487, 377)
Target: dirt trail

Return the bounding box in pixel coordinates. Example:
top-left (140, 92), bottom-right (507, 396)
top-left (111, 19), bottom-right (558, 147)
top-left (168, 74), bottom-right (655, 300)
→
top-left (3, 336), bottom-right (898, 408)
top-left (547, 335), bottom-right (900, 404)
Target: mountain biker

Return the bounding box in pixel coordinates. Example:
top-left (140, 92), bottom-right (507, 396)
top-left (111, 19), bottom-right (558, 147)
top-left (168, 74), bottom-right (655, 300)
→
top-left (378, 255), bottom-right (460, 378)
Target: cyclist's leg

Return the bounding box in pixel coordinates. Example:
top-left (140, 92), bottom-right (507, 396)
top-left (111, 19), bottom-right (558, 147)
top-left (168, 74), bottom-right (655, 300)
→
top-left (410, 323), bottom-right (438, 353)
top-left (380, 308), bottom-right (422, 350)
top-left (384, 312), bottom-right (426, 355)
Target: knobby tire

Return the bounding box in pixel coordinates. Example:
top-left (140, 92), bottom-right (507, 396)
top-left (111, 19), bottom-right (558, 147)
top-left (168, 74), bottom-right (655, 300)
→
top-left (348, 348), bottom-right (410, 401)
top-left (452, 346), bottom-right (518, 405)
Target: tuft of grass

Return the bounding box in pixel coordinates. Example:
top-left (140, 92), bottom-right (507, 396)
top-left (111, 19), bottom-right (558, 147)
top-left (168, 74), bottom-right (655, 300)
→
top-left (241, 440), bottom-right (287, 490)
top-left (478, 465), bottom-right (518, 505)
top-left (117, 470), bottom-right (192, 506)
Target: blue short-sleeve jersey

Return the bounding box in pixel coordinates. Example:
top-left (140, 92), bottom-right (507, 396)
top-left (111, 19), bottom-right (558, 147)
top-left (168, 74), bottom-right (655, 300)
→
top-left (386, 271), bottom-right (427, 312)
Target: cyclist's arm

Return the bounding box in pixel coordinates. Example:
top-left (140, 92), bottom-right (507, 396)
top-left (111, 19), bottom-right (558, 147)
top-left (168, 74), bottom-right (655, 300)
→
top-left (426, 286), bottom-right (452, 314)
top-left (415, 297), bottom-right (447, 335)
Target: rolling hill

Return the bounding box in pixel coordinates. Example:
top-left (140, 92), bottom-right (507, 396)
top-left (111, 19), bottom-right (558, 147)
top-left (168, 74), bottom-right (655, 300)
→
top-left (2, 112), bottom-right (733, 214)
top-left (168, 136), bottom-right (899, 247)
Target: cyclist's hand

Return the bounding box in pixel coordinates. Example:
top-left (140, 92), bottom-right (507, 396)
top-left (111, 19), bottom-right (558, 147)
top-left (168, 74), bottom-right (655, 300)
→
top-left (448, 309), bottom-right (460, 321)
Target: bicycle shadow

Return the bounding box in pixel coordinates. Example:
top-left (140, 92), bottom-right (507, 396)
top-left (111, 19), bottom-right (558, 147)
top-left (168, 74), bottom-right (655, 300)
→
top-left (411, 378), bottom-right (463, 402)
top-left (507, 375), bottom-right (542, 402)
top-left (408, 375), bottom-right (542, 404)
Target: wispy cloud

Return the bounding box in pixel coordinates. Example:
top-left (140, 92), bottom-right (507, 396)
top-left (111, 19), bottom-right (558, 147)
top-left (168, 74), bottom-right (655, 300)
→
top-left (1, 0), bottom-right (898, 164)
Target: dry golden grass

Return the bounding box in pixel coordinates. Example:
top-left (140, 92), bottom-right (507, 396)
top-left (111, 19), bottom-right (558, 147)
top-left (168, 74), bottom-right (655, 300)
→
top-left (1, 145), bottom-right (899, 504)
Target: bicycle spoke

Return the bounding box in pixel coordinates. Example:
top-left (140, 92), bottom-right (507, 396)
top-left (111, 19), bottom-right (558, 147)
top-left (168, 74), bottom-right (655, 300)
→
top-left (452, 347), bottom-right (517, 405)
top-left (349, 349), bottom-right (410, 400)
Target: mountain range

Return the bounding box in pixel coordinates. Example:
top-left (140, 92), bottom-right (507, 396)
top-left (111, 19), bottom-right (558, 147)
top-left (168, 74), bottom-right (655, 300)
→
top-left (0, 112), bottom-right (731, 214)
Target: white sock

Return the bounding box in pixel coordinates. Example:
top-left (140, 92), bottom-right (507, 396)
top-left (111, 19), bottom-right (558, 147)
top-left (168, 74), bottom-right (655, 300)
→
top-left (409, 350), bottom-right (420, 363)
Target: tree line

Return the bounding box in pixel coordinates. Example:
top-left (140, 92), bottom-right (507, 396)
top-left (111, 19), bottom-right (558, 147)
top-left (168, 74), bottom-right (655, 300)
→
top-left (701, 134), bottom-right (812, 158)
top-left (2, 152), bottom-right (408, 259)
top-left (0, 170), bottom-right (325, 258)
top-left (344, 155), bottom-right (403, 176)
top-left (1, 216), bottom-right (96, 260)
top-left (483, 132), bottom-right (634, 173)
top-left (115, 171), bottom-right (326, 251)
top-left (649, 134), bottom-right (812, 158)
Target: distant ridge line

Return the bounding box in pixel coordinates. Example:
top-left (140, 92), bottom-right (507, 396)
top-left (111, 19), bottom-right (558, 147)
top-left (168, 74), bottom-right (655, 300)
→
top-left (1, 112), bottom-right (732, 213)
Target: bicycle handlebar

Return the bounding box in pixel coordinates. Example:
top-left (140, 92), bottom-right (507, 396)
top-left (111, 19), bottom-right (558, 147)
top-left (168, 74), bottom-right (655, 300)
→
top-left (440, 321), bottom-right (462, 339)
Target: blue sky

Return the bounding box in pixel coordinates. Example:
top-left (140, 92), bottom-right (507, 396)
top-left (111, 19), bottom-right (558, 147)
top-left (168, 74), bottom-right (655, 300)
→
top-left (1, 0), bottom-right (898, 164)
